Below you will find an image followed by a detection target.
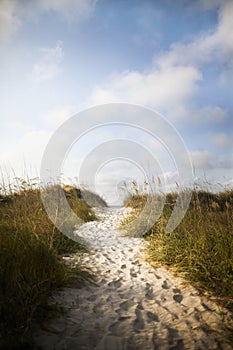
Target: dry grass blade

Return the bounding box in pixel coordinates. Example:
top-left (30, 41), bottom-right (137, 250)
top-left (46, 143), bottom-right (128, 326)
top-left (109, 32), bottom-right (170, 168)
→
top-left (0, 177), bottom-right (106, 348)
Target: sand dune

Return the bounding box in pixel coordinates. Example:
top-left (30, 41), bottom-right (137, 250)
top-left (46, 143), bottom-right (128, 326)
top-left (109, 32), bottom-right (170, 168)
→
top-left (33, 207), bottom-right (232, 350)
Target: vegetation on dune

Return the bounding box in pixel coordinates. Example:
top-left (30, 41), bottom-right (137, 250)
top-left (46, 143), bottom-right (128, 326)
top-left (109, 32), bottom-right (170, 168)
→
top-left (123, 186), bottom-right (233, 312)
top-left (0, 178), bottom-right (105, 348)
top-left (63, 185), bottom-right (108, 209)
top-left (81, 188), bottom-right (108, 208)
top-left (1, 174), bottom-right (232, 345)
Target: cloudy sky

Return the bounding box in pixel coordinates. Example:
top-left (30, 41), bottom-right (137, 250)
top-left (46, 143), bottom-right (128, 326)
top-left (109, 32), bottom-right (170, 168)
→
top-left (0, 0), bottom-right (232, 203)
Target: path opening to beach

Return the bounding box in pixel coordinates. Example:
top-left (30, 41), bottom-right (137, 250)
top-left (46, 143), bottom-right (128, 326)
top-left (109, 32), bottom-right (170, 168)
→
top-left (33, 207), bottom-right (231, 350)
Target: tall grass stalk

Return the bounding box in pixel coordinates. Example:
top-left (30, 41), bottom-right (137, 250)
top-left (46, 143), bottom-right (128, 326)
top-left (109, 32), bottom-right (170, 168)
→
top-left (0, 177), bottom-right (105, 348)
top-left (124, 184), bottom-right (233, 311)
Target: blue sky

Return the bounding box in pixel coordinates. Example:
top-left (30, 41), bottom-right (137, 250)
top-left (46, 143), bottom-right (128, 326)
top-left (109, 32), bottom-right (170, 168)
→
top-left (0, 0), bottom-right (232, 203)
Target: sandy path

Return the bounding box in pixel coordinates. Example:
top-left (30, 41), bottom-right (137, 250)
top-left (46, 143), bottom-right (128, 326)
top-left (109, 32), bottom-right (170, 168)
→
top-left (33, 207), bottom-right (232, 350)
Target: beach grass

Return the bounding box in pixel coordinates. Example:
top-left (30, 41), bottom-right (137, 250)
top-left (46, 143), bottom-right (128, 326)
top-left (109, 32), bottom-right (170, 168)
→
top-left (123, 187), bottom-right (233, 312)
top-left (0, 178), bottom-right (105, 348)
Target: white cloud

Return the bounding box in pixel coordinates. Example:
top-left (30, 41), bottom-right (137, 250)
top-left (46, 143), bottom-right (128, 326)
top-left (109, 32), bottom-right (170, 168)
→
top-left (190, 150), bottom-right (214, 169)
top-left (212, 132), bottom-right (232, 148)
top-left (90, 65), bottom-right (201, 113)
top-left (88, 0), bottom-right (232, 125)
top-left (196, 0), bottom-right (227, 11)
top-left (180, 106), bottom-right (229, 127)
top-left (217, 153), bottom-right (233, 169)
top-left (0, 129), bottom-right (52, 180)
top-left (30, 41), bottom-right (64, 82)
top-left (94, 159), bottom-right (146, 204)
top-left (155, 0), bottom-right (233, 69)
top-left (41, 106), bottom-right (74, 128)
top-left (34, 0), bottom-right (97, 22)
top-left (190, 149), bottom-right (233, 171)
top-left (0, 0), bottom-right (20, 50)
top-left (0, 0), bottom-right (97, 50)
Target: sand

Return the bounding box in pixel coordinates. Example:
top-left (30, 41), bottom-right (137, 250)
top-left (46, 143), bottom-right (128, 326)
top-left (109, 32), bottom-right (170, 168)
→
top-left (32, 207), bottom-right (232, 350)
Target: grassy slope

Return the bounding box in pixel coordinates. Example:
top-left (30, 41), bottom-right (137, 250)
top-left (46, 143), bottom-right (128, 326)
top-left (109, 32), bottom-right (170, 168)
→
top-left (0, 183), bottom-right (106, 348)
top-left (124, 189), bottom-right (233, 311)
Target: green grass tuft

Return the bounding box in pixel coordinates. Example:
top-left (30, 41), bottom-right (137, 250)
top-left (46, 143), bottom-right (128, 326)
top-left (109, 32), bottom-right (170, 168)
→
top-left (0, 179), bottom-right (104, 348)
top-left (124, 188), bottom-right (233, 311)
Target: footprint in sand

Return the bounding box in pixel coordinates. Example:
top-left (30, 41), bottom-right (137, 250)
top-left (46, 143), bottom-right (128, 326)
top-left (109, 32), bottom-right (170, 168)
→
top-left (32, 207), bottom-right (233, 350)
top-left (130, 268), bottom-right (137, 278)
top-left (162, 280), bottom-right (170, 289)
top-left (173, 288), bottom-right (183, 303)
top-left (108, 278), bottom-right (122, 289)
top-left (146, 311), bottom-right (159, 323)
top-left (119, 299), bottom-right (135, 312)
top-left (133, 306), bottom-right (145, 331)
